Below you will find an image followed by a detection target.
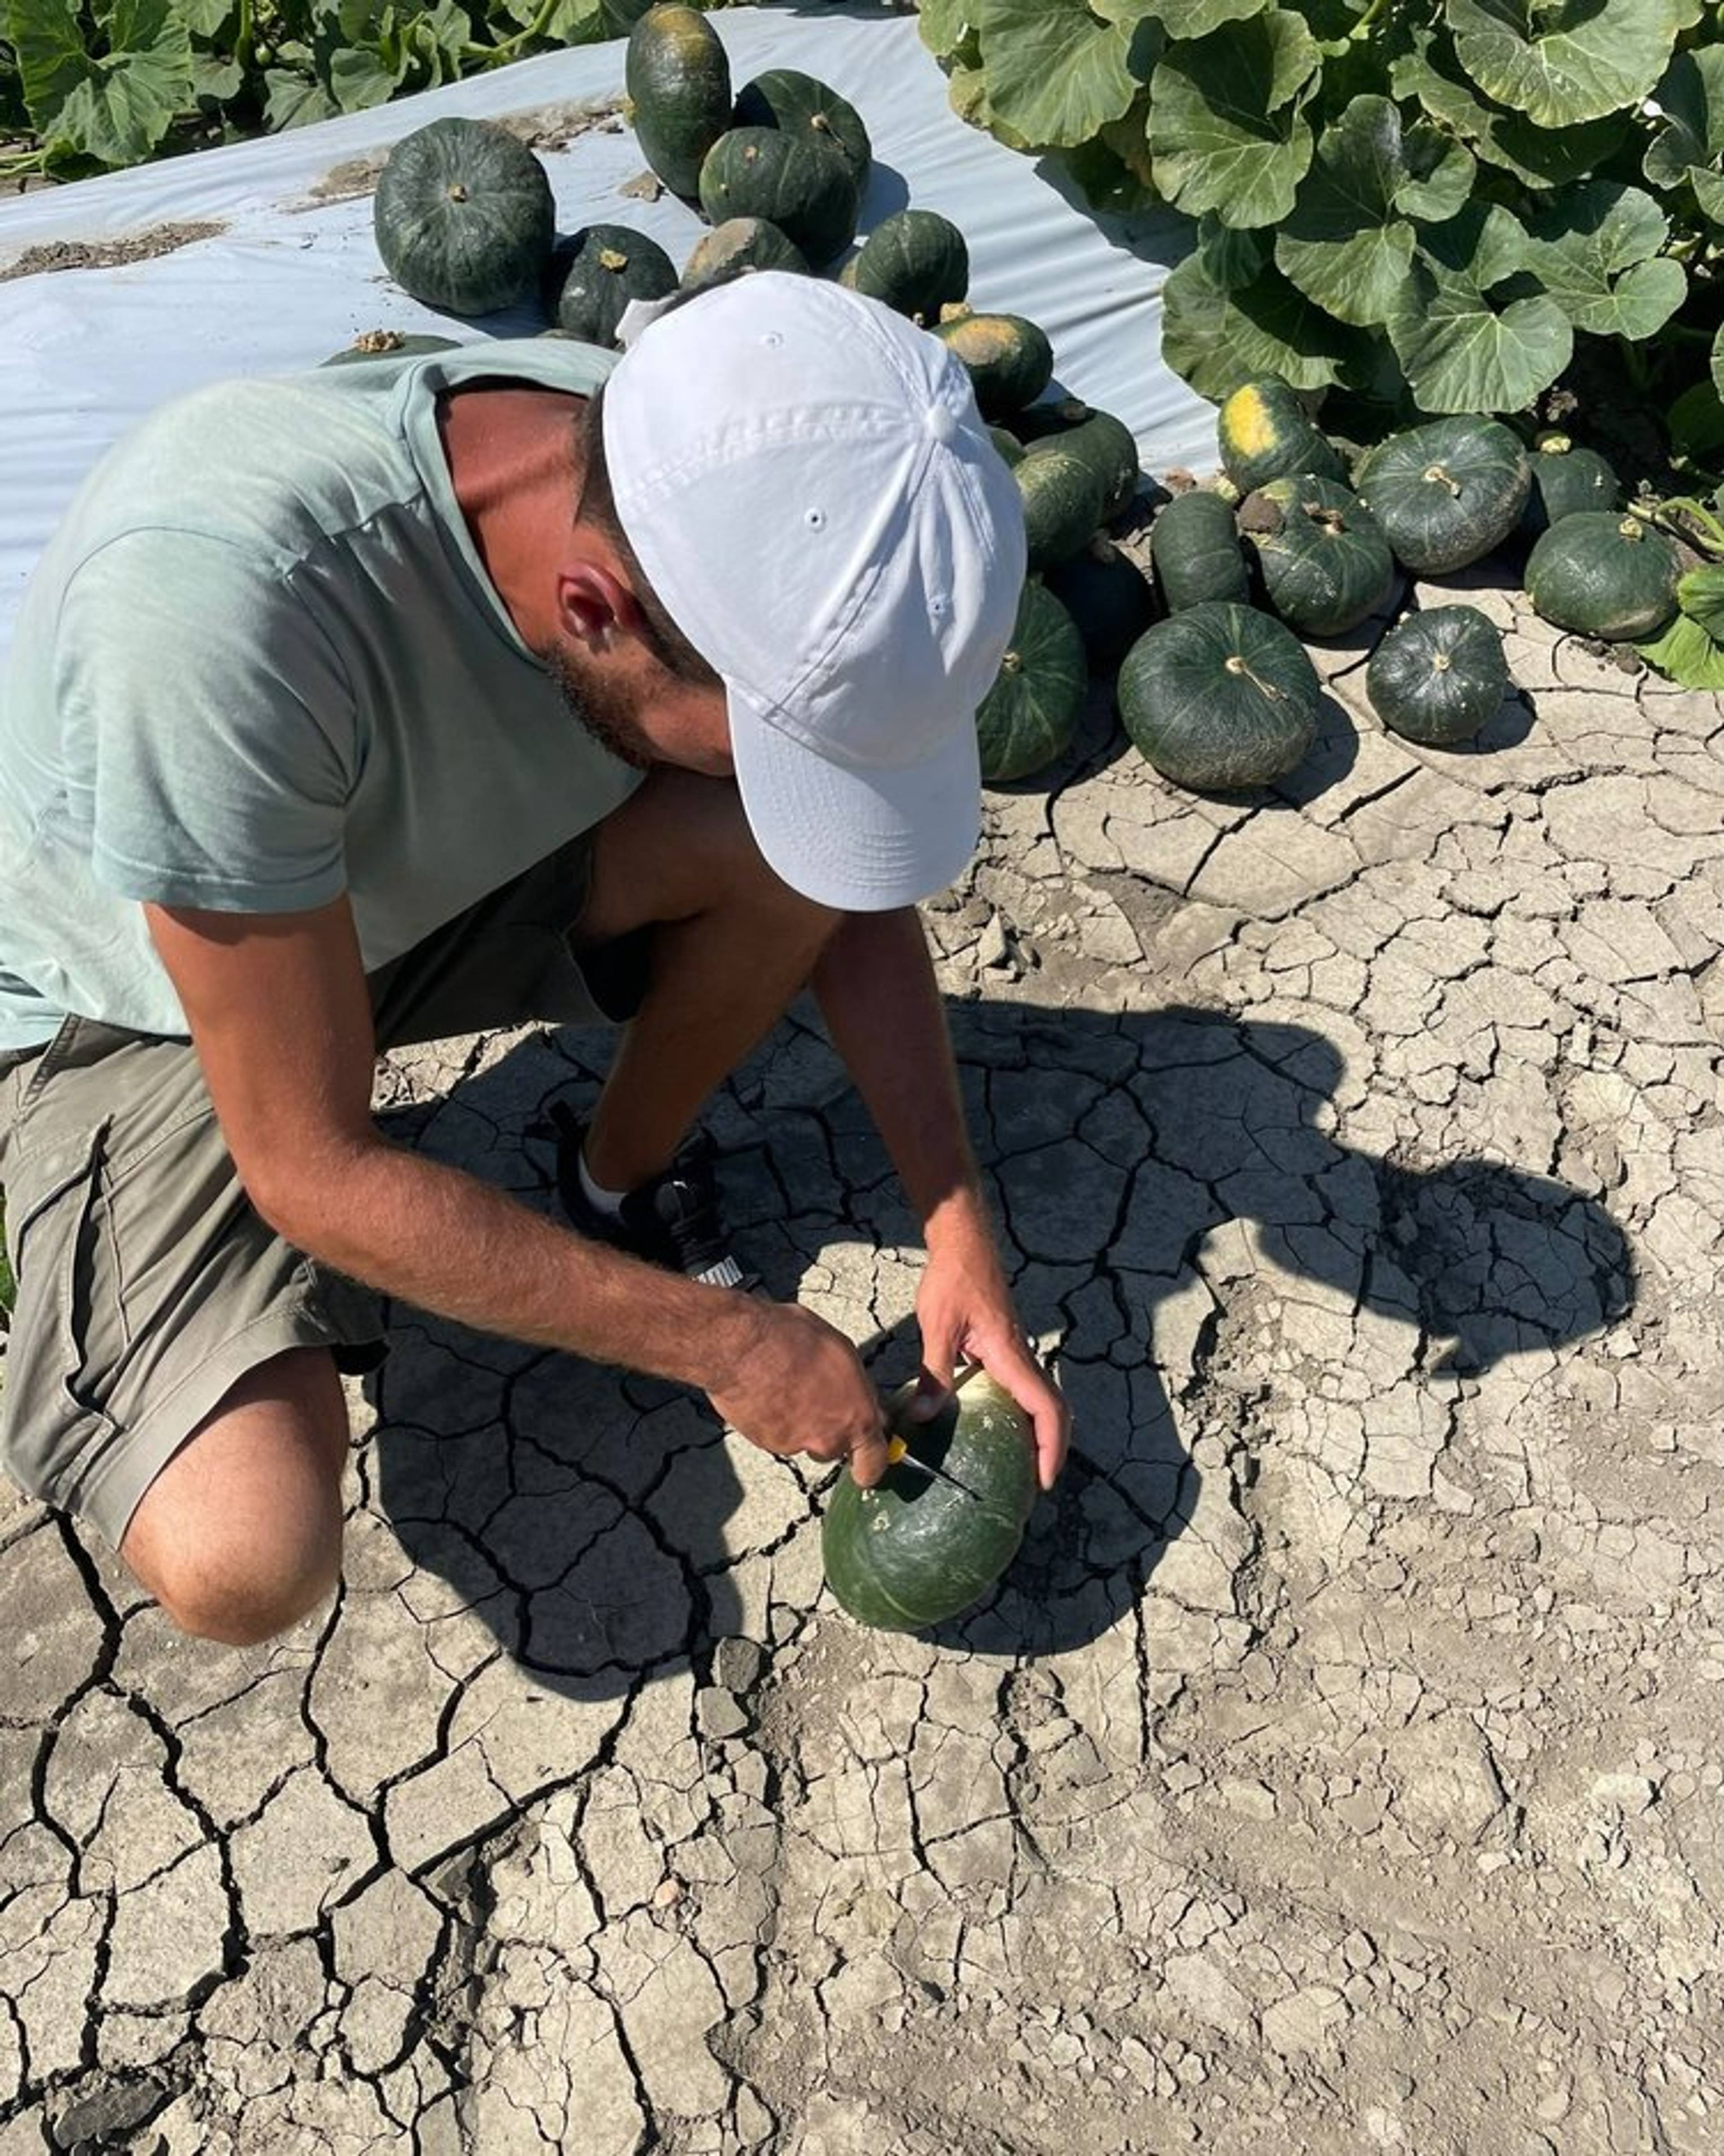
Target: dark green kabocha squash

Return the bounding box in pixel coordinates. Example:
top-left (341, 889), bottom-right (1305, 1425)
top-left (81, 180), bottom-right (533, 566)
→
top-left (1239, 475), bottom-right (1396, 638)
top-left (929, 309), bottom-right (1054, 420)
top-left (1216, 377), bottom-right (1347, 494)
top-left (1525, 512), bottom-right (1683, 640)
top-left (1046, 536), bottom-right (1158, 673)
top-left (546, 225), bottom-right (677, 347)
top-left (974, 580), bottom-right (1087, 782)
top-left (698, 127), bottom-right (859, 267)
top-left (840, 208), bottom-right (969, 324)
top-left (682, 216), bottom-right (809, 289)
top-left (732, 68), bottom-right (871, 184)
top-left (1366, 606), bottom-right (1509, 746)
top-left (1016, 449), bottom-right (1109, 574)
top-left (1018, 402), bottom-right (1141, 521)
top-left (1520, 435), bottom-right (1623, 538)
top-left (374, 118), bottom-right (555, 318)
top-left (988, 426), bottom-right (1026, 468)
top-left (321, 331), bottom-right (462, 364)
top-left (625, 3), bottom-right (731, 200)
top-left (1149, 488), bottom-right (1249, 612)
top-left (822, 1373), bottom-right (1037, 1631)
top-left (1119, 602), bottom-right (1319, 791)
top-left (1354, 417), bottom-right (1530, 574)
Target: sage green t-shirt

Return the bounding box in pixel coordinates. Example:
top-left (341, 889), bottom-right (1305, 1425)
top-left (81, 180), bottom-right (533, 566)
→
top-left (0, 338), bottom-right (642, 1052)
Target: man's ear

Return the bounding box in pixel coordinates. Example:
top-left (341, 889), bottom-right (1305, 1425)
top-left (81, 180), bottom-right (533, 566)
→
top-left (556, 561), bottom-right (643, 654)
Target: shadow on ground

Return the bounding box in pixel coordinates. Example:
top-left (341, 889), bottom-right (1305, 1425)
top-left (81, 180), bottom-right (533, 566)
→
top-left (366, 997), bottom-right (1634, 1696)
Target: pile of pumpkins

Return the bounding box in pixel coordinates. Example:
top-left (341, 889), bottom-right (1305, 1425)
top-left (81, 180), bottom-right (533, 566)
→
top-left (358, 6), bottom-right (1679, 804)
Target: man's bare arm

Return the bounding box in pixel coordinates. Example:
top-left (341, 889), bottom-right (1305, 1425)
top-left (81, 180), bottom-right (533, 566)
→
top-left (145, 896), bottom-right (884, 1467)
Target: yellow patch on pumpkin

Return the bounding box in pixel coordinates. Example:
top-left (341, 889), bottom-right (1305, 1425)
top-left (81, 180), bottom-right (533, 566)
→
top-left (1220, 384), bottom-right (1278, 463)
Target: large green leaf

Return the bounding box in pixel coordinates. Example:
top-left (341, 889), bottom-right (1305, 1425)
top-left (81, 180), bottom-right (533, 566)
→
top-left (8, 0), bottom-right (93, 129)
top-left (1151, 0), bottom-right (1265, 34)
top-left (917, 0), bottom-right (972, 63)
top-left (1389, 205), bottom-right (1571, 413)
top-left (1638, 611), bottom-right (1724, 689)
top-left (23, 0), bottom-right (193, 163)
top-left (1274, 96), bottom-right (1417, 327)
top-left (262, 61), bottom-right (337, 125)
top-left (977, 0), bottom-right (1153, 149)
top-left (1677, 563), bottom-right (1724, 643)
top-left (1396, 38), bottom-right (1629, 186)
top-left (1396, 122), bottom-right (1476, 222)
top-left (1443, 0), bottom-right (1679, 130)
top-left (1149, 8), bottom-right (1319, 228)
top-left (1161, 238), bottom-right (1363, 399)
top-left (1527, 181), bottom-right (1686, 340)
top-left (1643, 48), bottom-right (1724, 187)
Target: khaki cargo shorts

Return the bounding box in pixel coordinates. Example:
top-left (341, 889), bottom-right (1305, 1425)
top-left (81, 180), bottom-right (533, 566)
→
top-left (0, 831), bottom-right (646, 1550)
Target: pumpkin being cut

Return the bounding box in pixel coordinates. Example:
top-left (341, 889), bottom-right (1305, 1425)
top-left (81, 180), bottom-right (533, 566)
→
top-left (822, 1372), bottom-right (1037, 1633)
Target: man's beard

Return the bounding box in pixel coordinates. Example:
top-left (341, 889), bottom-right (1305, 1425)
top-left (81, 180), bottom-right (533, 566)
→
top-left (548, 645), bottom-right (655, 771)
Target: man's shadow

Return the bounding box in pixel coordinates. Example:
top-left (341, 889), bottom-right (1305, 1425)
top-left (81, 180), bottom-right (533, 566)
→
top-left (366, 998), bottom-right (1634, 1691)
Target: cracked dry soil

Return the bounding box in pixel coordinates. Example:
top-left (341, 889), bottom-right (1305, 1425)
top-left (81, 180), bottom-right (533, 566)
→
top-left (1, 574), bottom-right (1722, 2155)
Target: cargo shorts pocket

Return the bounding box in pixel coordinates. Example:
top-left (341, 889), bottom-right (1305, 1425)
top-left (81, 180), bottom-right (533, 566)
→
top-left (0, 1119), bottom-right (124, 1506)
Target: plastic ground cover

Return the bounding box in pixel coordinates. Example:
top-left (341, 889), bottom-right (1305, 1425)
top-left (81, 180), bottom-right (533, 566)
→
top-left (0, 4), bottom-right (1213, 658)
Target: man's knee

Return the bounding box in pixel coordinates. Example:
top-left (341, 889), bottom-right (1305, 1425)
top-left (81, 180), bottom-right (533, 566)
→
top-left (154, 1529), bottom-right (343, 1647)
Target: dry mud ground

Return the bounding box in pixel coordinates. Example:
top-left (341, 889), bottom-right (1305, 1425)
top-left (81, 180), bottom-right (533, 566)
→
top-left (1, 576), bottom-right (1722, 2156)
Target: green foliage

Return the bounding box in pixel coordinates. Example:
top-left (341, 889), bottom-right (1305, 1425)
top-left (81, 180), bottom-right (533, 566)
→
top-left (919, 0), bottom-right (1724, 432)
top-left (1, 0), bottom-right (617, 175)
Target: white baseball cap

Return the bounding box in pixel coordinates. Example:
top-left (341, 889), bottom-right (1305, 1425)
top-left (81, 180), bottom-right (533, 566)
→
top-left (602, 271), bottom-right (1027, 911)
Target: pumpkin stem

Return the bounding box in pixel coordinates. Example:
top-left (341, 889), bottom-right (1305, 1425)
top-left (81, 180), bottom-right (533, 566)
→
top-left (1001, 650), bottom-right (1023, 674)
top-left (449, 183), bottom-right (469, 203)
top-left (1310, 506), bottom-right (1347, 533)
top-left (599, 247), bottom-right (628, 271)
top-left (1225, 653), bottom-right (1283, 699)
top-left (1618, 515), bottom-right (1645, 540)
top-left (1432, 653), bottom-right (1452, 672)
top-left (1422, 463), bottom-right (1462, 497)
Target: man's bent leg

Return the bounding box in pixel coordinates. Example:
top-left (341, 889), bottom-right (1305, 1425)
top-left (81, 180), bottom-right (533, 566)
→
top-left (573, 772), bottom-right (842, 1194)
top-left (121, 1348), bottom-right (350, 1646)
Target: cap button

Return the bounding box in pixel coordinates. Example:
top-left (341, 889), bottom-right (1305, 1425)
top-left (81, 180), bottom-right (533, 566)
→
top-left (926, 404), bottom-right (959, 443)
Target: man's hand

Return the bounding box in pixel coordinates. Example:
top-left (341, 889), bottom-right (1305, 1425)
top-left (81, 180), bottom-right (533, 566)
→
top-left (706, 1301), bottom-right (890, 1486)
top-left (913, 1202), bottom-right (1069, 1492)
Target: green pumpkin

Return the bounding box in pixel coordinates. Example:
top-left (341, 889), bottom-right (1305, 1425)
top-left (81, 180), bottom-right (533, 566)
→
top-left (1217, 377), bottom-right (1346, 495)
top-left (373, 118), bottom-right (555, 318)
top-left (988, 426), bottom-right (1026, 468)
top-left (732, 68), bottom-right (871, 184)
top-left (975, 580), bottom-right (1087, 782)
top-left (698, 127), bottom-right (859, 267)
top-left (821, 1373), bottom-right (1037, 1632)
top-left (1017, 448), bottom-right (1108, 574)
top-left (1046, 536), bottom-right (1158, 673)
top-left (1520, 435), bottom-right (1622, 538)
top-left (625, 3), bottom-right (731, 201)
top-left (1119, 602), bottom-right (1319, 792)
top-left (839, 208), bottom-right (968, 324)
top-left (929, 309), bottom-right (1053, 420)
top-left (1366, 607), bottom-right (1508, 746)
top-left (321, 332), bottom-right (461, 365)
top-left (545, 224), bottom-right (677, 348)
top-left (1240, 475), bottom-right (1396, 638)
top-left (1149, 489), bottom-right (1249, 612)
top-left (1525, 512), bottom-right (1682, 641)
top-left (1018, 402), bottom-right (1140, 521)
top-left (1354, 417), bottom-right (1530, 574)
top-left (682, 216), bottom-right (809, 290)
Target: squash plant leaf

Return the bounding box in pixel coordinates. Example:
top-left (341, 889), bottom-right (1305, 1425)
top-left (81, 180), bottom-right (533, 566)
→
top-left (1389, 207), bottom-right (1572, 412)
top-left (1150, 7), bottom-right (1320, 228)
top-left (1637, 610), bottom-right (1724, 688)
top-left (1396, 123), bottom-right (1475, 224)
top-left (1676, 563), bottom-right (1724, 643)
top-left (1443, 0), bottom-right (1680, 130)
top-left (7, 0), bottom-right (92, 133)
top-left (1396, 36), bottom-right (1628, 187)
top-left (1275, 95), bottom-right (1419, 328)
top-left (1528, 182), bottom-right (1687, 340)
top-left (1643, 48), bottom-right (1724, 188)
top-left (263, 62), bottom-right (338, 127)
top-left (1148, 0), bottom-right (1267, 37)
top-left (1161, 237), bottom-right (1363, 399)
top-left (22, 0), bottom-right (194, 165)
top-left (976, 0), bottom-right (1147, 149)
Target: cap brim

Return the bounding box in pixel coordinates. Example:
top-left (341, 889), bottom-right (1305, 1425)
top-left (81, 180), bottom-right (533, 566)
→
top-left (728, 686), bottom-right (981, 912)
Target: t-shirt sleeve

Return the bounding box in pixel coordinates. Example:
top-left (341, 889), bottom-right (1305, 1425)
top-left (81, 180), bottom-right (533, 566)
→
top-left (58, 528), bottom-right (358, 913)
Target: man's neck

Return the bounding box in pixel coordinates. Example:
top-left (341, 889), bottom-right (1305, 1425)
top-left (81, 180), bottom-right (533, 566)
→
top-left (437, 382), bottom-right (587, 651)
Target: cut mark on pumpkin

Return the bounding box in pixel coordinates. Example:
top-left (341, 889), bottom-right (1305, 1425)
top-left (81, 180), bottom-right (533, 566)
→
top-left (1422, 463), bottom-right (1463, 497)
top-left (1224, 653), bottom-right (1283, 699)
